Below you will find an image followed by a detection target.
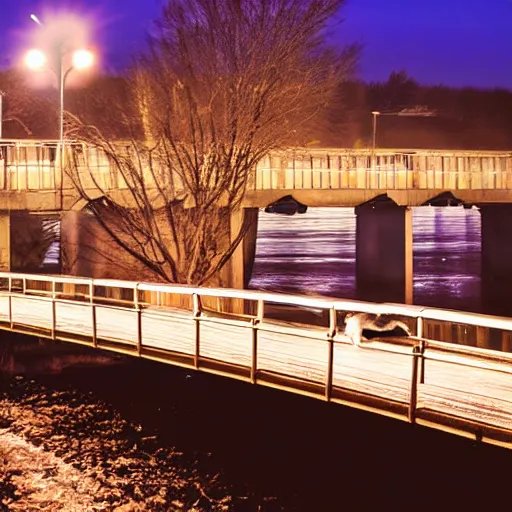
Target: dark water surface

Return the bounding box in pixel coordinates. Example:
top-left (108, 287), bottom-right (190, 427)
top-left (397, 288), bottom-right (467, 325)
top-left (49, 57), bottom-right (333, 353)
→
top-left (250, 206), bottom-right (483, 313)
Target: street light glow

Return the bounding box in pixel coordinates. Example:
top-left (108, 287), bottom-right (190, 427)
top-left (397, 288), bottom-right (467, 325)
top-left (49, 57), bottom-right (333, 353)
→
top-left (25, 49), bottom-right (47, 69)
top-left (25, 11), bottom-right (97, 142)
top-left (72, 49), bottom-right (94, 69)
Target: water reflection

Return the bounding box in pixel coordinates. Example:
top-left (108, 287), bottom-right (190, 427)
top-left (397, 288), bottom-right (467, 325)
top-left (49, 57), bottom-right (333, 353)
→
top-left (250, 206), bottom-right (482, 313)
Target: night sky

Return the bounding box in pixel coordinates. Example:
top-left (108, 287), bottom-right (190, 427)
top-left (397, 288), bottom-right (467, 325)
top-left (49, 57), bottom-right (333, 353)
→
top-left (1, 0), bottom-right (511, 89)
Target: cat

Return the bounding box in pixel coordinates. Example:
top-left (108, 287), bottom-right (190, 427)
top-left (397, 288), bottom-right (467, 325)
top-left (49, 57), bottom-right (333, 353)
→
top-left (343, 312), bottom-right (412, 347)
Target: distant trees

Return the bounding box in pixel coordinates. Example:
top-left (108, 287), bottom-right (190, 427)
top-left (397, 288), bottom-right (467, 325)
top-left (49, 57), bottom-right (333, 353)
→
top-left (66, 0), bottom-right (359, 285)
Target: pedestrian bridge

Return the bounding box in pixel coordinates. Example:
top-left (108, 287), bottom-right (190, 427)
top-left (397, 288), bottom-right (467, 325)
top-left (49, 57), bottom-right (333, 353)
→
top-left (0, 140), bottom-right (511, 210)
top-left (0, 272), bottom-right (511, 449)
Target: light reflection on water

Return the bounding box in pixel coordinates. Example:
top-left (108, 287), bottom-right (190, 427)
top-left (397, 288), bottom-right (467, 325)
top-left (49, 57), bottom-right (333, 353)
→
top-left (250, 206), bottom-right (482, 312)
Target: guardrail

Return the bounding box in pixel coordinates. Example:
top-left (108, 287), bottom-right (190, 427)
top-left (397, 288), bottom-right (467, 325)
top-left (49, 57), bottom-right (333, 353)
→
top-left (0, 141), bottom-right (511, 192)
top-left (254, 149), bottom-right (512, 190)
top-left (0, 272), bottom-right (511, 448)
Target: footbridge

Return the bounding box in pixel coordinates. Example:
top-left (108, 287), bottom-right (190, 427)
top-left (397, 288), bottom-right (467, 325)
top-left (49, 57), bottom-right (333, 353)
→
top-left (0, 272), bottom-right (511, 449)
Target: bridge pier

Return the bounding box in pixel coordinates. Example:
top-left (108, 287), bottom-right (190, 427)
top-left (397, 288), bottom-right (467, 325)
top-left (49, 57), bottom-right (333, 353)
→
top-left (60, 210), bottom-right (98, 277)
top-left (480, 204), bottom-right (512, 316)
top-left (355, 200), bottom-right (413, 304)
top-left (223, 208), bottom-right (259, 289)
top-left (61, 207), bottom-right (259, 292)
top-left (0, 212), bottom-right (10, 271)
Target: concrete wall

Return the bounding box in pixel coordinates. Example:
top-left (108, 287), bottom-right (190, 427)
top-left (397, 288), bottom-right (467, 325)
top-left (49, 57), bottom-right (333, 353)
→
top-left (480, 204), bottom-right (512, 316)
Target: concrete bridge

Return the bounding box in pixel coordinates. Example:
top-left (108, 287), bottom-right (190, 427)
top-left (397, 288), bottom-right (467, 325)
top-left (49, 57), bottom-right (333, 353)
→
top-left (1, 140), bottom-right (512, 305)
top-left (0, 272), bottom-right (511, 449)
top-left (0, 141), bottom-right (511, 209)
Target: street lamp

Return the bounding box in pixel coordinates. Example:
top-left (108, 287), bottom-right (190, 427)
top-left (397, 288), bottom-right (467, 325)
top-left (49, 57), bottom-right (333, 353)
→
top-left (25, 47), bottom-right (94, 144)
top-left (26, 15), bottom-right (94, 145)
top-left (371, 107), bottom-right (438, 150)
top-left (371, 111), bottom-right (380, 152)
top-left (0, 91), bottom-right (4, 140)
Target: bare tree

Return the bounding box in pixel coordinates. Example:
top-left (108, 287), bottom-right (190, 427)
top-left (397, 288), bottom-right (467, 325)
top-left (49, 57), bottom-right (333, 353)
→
top-left (0, 69), bottom-right (56, 138)
top-left (67, 0), bottom-right (358, 285)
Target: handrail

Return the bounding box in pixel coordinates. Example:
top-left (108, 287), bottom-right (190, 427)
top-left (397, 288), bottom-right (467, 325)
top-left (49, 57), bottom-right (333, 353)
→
top-left (2, 272), bottom-right (512, 337)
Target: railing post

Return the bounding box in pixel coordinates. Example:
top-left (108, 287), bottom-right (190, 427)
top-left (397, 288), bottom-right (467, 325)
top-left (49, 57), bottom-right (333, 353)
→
top-left (137, 308), bottom-right (142, 356)
top-left (416, 316), bottom-right (426, 384)
top-left (325, 306), bottom-right (337, 401)
top-left (51, 278), bottom-right (57, 339)
top-left (8, 294), bottom-right (12, 329)
top-left (51, 301), bottom-right (56, 340)
top-left (419, 339), bottom-right (426, 384)
top-left (416, 316), bottom-right (423, 338)
top-left (408, 345), bottom-right (421, 423)
top-left (251, 299), bottom-right (264, 384)
top-left (92, 304), bottom-right (97, 348)
top-left (135, 283), bottom-right (142, 356)
top-left (193, 293), bottom-right (201, 369)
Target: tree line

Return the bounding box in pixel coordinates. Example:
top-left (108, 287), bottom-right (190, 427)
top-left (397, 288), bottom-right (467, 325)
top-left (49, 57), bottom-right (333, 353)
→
top-left (2, 68), bottom-right (511, 150)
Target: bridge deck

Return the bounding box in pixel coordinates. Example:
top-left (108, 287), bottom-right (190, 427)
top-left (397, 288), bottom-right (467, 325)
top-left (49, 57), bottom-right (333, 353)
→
top-left (0, 273), bottom-right (511, 449)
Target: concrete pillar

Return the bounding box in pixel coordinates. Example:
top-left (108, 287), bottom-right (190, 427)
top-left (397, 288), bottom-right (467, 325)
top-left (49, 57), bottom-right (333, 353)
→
top-left (0, 211), bottom-right (10, 272)
top-left (480, 204), bottom-right (512, 317)
top-left (355, 200), bottom-right (413, 304)
top-left (227, 207), bottom-right (259, 289)
top-left (62, 208), bottom-right (163, 282)
top-left (60, 210), bottom-right (98, 277)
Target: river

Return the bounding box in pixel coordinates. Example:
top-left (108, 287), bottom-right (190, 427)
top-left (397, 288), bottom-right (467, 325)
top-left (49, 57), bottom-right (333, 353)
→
top-left (250, 205), bottom-right (482, 313)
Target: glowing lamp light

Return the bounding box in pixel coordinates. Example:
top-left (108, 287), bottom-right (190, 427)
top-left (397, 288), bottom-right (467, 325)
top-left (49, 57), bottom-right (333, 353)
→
top-left (25, 49), bottom-right (47, 69)
top-left (72, 49), bottom-right (94, 69)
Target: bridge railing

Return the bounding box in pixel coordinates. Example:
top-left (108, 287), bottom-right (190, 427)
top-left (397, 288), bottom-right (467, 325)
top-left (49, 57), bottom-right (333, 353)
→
top-left (0, 272), bottom-right (512, 446)
top-left (0, 141), bottom-right (511, 193)
top-left (2, 272), bottom-right (512, 350)
top-left (254, 150), bottom-right (512, 191)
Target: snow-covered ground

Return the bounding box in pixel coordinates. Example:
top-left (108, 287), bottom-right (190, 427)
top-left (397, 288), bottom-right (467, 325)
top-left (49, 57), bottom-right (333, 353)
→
top-left (0, 377), bottom-right (231, 511)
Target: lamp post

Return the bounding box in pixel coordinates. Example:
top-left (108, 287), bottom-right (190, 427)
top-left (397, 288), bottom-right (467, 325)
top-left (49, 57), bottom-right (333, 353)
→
top-left (371, 110), bottom-right (380, 152)
top-left (0, 91), bottom-right (4, 140)
top-left (371, 111), bottom-right (380, 170)
top-left (26, 14), bottom-right (94, 145)
top-left (371, 107), bottom-right (437, 151)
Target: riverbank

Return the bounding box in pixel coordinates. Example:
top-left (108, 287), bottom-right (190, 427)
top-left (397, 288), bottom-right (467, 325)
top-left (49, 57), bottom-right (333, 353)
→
top-left (1, 336), bottom-right (512, 510)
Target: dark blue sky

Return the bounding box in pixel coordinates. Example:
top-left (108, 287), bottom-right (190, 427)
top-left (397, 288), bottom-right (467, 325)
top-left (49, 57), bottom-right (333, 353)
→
top-left (1, 0), bottom-right (511, 89)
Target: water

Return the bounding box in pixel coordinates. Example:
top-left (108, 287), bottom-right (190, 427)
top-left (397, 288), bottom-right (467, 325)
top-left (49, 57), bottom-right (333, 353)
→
top-left (250, 205), bottom-right (483, 313)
